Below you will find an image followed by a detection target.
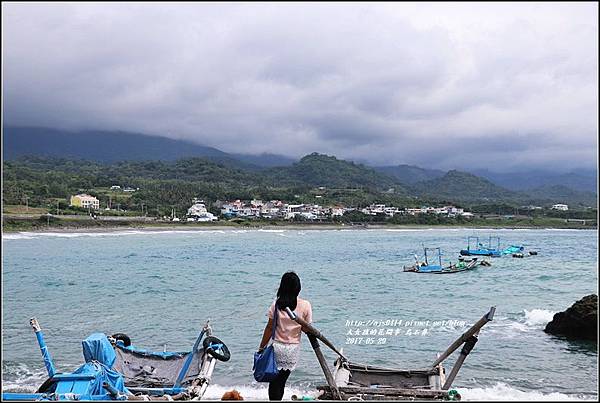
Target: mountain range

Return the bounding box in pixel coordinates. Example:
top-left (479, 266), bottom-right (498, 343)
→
top-left (3, 126), bottom-right (597, 206)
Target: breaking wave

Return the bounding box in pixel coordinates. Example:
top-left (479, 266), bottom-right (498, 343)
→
top-left (203, 384), bottom-right (315, 400)
top-left (459, 382), bottom-right (594, 401)
top-left (523, 309), bottom-right (555, 327)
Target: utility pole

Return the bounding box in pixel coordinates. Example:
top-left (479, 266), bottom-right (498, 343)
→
top-left (23, 195), bottom-right (29, 212)
top-left (56, 200), bottom-right (60, 215)
top-left (141, 203), bottom-right (145, 216)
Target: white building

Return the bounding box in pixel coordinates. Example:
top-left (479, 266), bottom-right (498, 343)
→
top-left (331, 207), bottom-right (345, 217)
top-left (186, 199), bottom-right (218, 222)
top-left (552, 204), bottom-right (569, 211)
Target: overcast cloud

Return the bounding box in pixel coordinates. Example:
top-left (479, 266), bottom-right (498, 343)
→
top-left (2, 2), bottom-right (598, 171)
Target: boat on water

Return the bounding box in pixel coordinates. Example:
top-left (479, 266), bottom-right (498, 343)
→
top-left (2, 318), bottom-right (230, 401)
top-left (403, 247), bottom-right (488, 274)
top-left (285, 306), bottom-right (496, 401)
top-left (459, 236), bottom-right (524, 257)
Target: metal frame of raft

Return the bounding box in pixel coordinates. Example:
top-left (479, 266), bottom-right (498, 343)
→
top-left (2, 318), bottom-right (230, 401)
top-left (285, 306), bottom-right (496, 401)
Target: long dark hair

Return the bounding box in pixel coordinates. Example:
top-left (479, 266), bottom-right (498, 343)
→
top-left (276, 271), bottom-right (301, 311)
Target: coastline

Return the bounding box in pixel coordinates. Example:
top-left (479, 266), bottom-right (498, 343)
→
top-left (2, 222), bottom-right (597, 234)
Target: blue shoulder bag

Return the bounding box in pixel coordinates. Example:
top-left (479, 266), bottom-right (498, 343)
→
top-left (253, 307), bottom-right (279, 382)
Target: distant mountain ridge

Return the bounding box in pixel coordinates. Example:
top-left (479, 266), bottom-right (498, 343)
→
top-left (522, 184), bottom-right (597, 206)
top-left (3, 126), bottom-right (296, 169)
top-left (375, 164), bottom-right (445, 184)
top-left (3, 126), bottom-right (596, 205)
top-left (472, 168), bottom-right (598, 193)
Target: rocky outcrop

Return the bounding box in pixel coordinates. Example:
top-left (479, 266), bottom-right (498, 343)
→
top-left (544, 294), bottom-right (597, 342)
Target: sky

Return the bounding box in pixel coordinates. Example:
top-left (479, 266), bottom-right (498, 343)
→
top-left (2, 2), bottom-right (598, 171)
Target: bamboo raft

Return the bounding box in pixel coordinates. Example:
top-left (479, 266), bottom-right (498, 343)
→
top-left (286, 306), bottom-right (496, 401)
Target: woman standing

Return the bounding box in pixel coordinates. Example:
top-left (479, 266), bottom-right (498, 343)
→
top-left (258, 271), bottom-right (312, 400)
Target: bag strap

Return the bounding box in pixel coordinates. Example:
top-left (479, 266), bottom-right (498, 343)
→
top-left (271, 305), bottom-right (278, 340)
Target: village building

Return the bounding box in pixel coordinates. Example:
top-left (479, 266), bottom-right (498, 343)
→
top-left (70, 194), bottom-right (100, 210)
top-left (186, 198), bottom-right (218, 222)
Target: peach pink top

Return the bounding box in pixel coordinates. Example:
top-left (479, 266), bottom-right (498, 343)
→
top-left (267, 297), bottom-right (312, 344)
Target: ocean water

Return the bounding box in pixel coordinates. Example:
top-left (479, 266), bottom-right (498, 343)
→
top-left (2, 228), bottom-right (598, 400)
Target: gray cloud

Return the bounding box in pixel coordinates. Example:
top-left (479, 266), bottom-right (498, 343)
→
top-left (2, 3), bottom-right (598, 172)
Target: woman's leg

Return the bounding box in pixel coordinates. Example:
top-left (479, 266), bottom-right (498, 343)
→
top-left (268, 369), bottom-right (291, 400)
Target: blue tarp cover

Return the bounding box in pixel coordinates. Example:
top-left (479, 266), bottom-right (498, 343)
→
top-left (418, 265), bottom-right (443, 272)
top-left (502, 245), bottom-right (524, 254)
top-left (78, 333), bottom-right (129, 396)
top-left (70, 361), bottom-right (128, 396)
top-left (82, 333), bottom-right (117, 367)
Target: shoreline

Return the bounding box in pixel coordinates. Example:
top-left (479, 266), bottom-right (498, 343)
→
top-left (2, 222), bottom-right (597, 234)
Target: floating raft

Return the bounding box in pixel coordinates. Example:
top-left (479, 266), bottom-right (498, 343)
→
top-left (285, 306), bottom-right (496, 401)
top-left (403, 247), bottom-right (489, 274)
top-left (317, 362), bottom-right (452, 400)
top-left (460, 236), bottom-right (524, 257)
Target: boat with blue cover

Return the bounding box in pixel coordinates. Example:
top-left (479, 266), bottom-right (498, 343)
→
top-left (2, 318), bottom-right (230, 401)
top-left (459, 236), bottom-right (524, 257)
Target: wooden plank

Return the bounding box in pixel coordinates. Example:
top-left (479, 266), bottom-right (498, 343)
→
top-left (317, 385), bottom-right (449, 400)
top-left (308, 335), bottom-right (341, 400)
top-left (431, 307), bottom-right (495, 368)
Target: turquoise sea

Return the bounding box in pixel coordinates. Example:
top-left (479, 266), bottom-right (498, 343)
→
top-left (2, 228), bottom-right (598, 400)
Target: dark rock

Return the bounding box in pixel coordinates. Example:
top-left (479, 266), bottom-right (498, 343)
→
top-left (544, 294), bottom-right (597, 342)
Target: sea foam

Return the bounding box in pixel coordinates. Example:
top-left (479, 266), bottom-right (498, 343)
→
top-left (523, 309), bottom-right (556, 327)
top-left (460, 382), bottom-right (593, 401)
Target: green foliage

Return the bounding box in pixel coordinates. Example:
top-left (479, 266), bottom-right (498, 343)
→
top-left (410, 170), bottom-right (518, 203)
top-left (264, 153), bottom-right (403, 191)
top-left (3, 156), bottom-right (596, 222)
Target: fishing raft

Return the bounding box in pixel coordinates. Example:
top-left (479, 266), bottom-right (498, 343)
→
top-left (403, 247), bottom-right (491, 274)
top-left (2, 318), bottom-right (230, 401)
top-left (460, 236), bottom-right (524, 257)
top-left (286, 306), bottom-right (496, 401)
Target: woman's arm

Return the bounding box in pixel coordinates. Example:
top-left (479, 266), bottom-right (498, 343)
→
top-left (258, 318), bottom-right (273, 350)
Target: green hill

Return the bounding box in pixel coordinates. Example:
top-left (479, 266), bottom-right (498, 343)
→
top-left (410, 170), bottom-right (518, 202)
top-left (265, 153), bottom-right (404, 191)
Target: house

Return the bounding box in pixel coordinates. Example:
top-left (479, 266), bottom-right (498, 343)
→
top-left (70, 194), bottom-right (100, 210)
top-left (552, 204), bottom-right (569, 211)
top-left (110, 185), bottom-right (121, 190)
top-left (331, 207), bottom-right (345, 217)
top-left (186, 198), bottom-right (218, 222)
